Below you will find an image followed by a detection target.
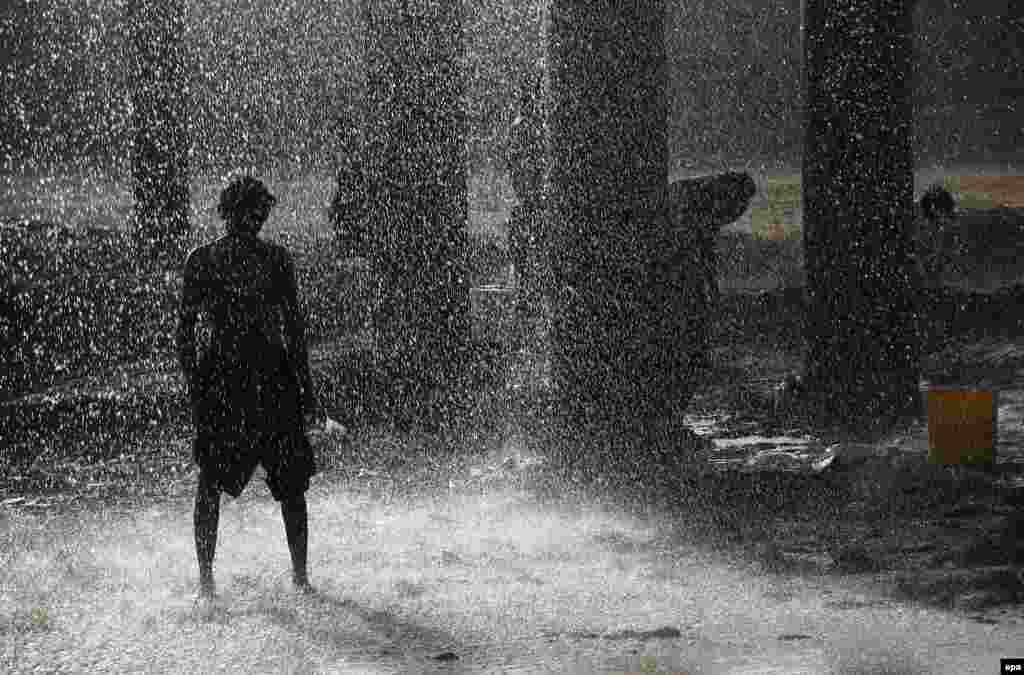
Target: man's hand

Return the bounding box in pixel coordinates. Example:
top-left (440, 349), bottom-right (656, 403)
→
top-left (183, 371), bottom-right (199, 402)
top-left (303, 407), bottom-right (324, 431)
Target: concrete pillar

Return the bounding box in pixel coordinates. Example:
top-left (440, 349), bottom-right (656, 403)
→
top-left (362, 0), bottom-right (470, 423)
top-left (546, 1), bottom-right (678, 429)
top-left (129, 0), bottom-right (190, 262)
top-left (802, 0), bottom-right (921, 426)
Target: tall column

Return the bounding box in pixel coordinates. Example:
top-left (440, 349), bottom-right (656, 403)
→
top-left (129, 0), bottom-right (190, 262)
top-left (802, 0), bottom-right (920, 426)
top-left (547, 1), bottom-right (678, 429)
top-left (363, 0), bottom-right (469, 422)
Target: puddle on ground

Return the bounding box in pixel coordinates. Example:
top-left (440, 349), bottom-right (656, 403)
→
top-left (681, 377), bottom-right (1024, 474)
top-left (684, 411), bottom-right (822, 472)
top-left (998, 389), bottom-right (1024, 452)
top-left (499, 349), bottom-right (1023, 475)
top-left (685, 413), bottom-right (732, 438)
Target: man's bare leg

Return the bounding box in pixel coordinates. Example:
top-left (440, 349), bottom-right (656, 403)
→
top-left (194, 471), bottom-right (220, 597)
top-left (281, 494), bottom-right (310, 591)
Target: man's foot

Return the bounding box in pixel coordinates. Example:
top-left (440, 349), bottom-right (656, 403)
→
top-left (293, 574), bottom-right (314, 595)
top-left (198, 577), bottom-right (216, 600)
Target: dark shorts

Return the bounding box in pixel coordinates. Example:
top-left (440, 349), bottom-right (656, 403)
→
top-left (196, 432), bottom-right (315, 501)
top-left (192, 349), bottom-right (316, 501)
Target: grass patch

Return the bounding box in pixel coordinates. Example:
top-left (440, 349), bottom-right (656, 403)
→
top-left (744, 172), bottom-right (1024, 242)
top-left (944, 174), bottom-right (1024, 210)
top-left (750, 174), bottom-right (803, 241)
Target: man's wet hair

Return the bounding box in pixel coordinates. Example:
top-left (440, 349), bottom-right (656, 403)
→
top-left (217, 175), bottom-right (277, 222)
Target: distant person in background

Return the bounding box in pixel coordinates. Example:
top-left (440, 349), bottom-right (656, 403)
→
top-left (505, 82), bottom-right (551, 335)
top-left (916, 183), bottom-right (957, 290)
top-left (663, 170), bottom-right (758, 313)
top-left (177, 175), bottom-right (318, 598)
top-left (328, 127), bottom-right (383, 336)
top-left (329, 131), bottom-right (371, 259)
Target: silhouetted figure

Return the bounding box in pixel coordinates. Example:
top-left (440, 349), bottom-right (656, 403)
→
top-left (664, 171), bottom-right (758, 311)
top-left (916, 183), bottom-right (957, 289)
top-left (920, 183), bottom-right (955, 221)
top-left (328, 144), bottom-right (371, 259)
top-left (659, 171), bottom-right (757, 380)
top-left (177, 175), bottom-right (318, 598)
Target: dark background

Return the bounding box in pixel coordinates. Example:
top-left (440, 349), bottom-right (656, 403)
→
top-left (1, 0), bottom-right (1020, 173)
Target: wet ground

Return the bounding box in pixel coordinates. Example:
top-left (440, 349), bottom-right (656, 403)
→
top-left (3, 326), bottom-right (1024, 673)
top-left (2, 445), bottom-right (1023, 675)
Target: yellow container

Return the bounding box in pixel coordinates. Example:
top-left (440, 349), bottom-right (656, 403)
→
top-left (926, 387), bottom-right (998, 465)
